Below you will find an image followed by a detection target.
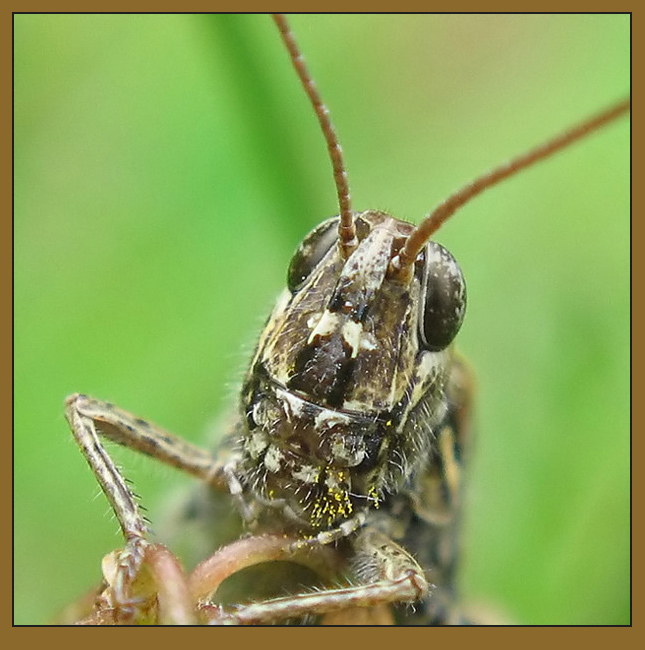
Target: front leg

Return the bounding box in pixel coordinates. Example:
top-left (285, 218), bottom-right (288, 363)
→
top-left (64, 393), bottom-right (226, 621)
top-left (202, 527), bottom-right (429, 625)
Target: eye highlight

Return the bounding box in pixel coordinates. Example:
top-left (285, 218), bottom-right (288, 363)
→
top-left (287, 217), bottom-right (339, 292)
top-left (419, 242), bottom-right (466, 351)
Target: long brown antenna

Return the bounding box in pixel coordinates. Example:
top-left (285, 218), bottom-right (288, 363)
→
top-left (396, 98), bottom-right (630, 271)
top-left (272, 14), bottom-right (356, 256)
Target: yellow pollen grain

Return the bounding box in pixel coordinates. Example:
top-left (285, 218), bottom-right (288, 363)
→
top-left (368, 486), bottom-right (381, 509)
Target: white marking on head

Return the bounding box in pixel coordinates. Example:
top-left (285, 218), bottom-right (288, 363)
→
top-left (314, 409), bottom-right (351, 431)
top-left (415, 350), bottom-right (448, 381)
top-left (341, 320), bottom-right (363, 358)
top-left (279, 390), bottom-right (306, 419)
top-left (292, 464), bottom-right (321, 484)
top-left (252, 402), bottom-right (263, 426)
top-left (263, 445), bottom-right (284, 473)
top-left (307, 310), bottom-right (342, 344)
top-left (246, 430), bottom-right (269, 459)
top-left (359, 331), bottom-right (377, 351)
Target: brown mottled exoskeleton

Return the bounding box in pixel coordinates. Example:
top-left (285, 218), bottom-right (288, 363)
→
top-left (61, 15), bottom-right (629, 625)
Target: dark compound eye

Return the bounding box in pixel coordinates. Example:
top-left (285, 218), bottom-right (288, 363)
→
top-left (287, 217), bottom-right (339, 292)
top-left (419, 242), bottom-right (466, 351)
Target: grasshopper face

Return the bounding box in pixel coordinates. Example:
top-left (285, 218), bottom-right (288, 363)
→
top-left (237, 210), bottom-right (465, 533)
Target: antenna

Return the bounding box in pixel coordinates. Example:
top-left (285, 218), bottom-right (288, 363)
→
top-left (395, 98), bottom-right (630, 272)
top-left (272, 14), bottom-right (357, 257)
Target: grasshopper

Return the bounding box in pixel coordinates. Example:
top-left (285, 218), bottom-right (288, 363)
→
top-left (44, 15), bottom-right (628, 625)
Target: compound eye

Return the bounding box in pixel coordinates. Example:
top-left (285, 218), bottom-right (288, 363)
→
top-left (287, 217), bottom-right (339, 292)
top-left (419, 242), bottom-right (466, 351)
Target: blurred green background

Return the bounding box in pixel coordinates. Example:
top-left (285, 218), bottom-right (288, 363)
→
top-left (14, 14), bottom-right (629, 625)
